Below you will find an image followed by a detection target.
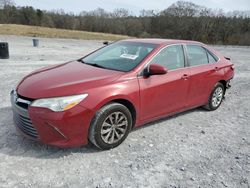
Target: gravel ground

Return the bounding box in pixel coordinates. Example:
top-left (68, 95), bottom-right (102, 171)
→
top-left (0, 35), bottom-right (249, 188)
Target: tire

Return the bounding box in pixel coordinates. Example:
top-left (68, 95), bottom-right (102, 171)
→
top-left (89, 103), bottom-right (132, 150)
top-left (203, 82), bottom-right (225, 111)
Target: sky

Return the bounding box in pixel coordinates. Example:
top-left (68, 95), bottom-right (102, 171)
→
top-left (13, 0), bottom-right (250, 15)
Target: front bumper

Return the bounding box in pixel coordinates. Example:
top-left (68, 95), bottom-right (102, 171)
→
top-left (10, 91), bottom-right (94, 148)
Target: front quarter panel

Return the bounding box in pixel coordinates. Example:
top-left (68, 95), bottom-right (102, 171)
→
top-left (79, 76), bottom-right (140, 124)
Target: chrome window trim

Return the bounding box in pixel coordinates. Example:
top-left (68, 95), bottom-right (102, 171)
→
top-left (137, 43), bottom-right (221, 77)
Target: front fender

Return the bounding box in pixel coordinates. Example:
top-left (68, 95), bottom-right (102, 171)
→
top-left (79, 78), bottom-right (140, 118)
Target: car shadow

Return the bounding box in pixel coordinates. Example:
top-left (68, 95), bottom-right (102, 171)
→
top-left (0, 106), bottom-right (206, 159)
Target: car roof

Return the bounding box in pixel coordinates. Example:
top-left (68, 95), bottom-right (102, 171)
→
top-left (122, 38), bottom-right (203, 46)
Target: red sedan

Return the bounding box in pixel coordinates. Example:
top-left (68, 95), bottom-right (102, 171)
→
top-left (10, 39), bottom-right (234, 150)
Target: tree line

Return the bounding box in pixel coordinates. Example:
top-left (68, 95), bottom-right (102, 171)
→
top-left (0, 0), bottom-right (250, 45)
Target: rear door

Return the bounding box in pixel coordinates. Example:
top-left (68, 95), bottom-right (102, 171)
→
top-left (138, 44), bottom-right (190, 121)
top-left (185, 44), bottom-right (222, 107)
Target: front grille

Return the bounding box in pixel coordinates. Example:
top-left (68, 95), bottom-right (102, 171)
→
top-left (16, 94), bottom-right (34, 110)
top-left (16, 101), bottom-right (29, 109)
top-left (11, 90), bottom-right (38, 139)
top-left (14, 113), bottom-right (38, 139)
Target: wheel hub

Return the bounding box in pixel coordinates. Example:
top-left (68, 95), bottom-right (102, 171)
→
top-left (100, 112), bottom-right (128, 144)
top-left (212, 87), bottom-right (223, 107)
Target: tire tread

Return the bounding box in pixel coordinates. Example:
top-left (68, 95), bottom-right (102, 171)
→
top-left (89, 102), bottom-right (132, 150)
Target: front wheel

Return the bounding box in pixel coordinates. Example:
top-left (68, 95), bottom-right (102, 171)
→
top-left (89, 103), bottom-right (132, 150)
top-left (204, 82), bottom-right (225, 111)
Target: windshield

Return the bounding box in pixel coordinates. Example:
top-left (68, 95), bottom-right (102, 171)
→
top-left (82, 41), bottom-right (156, 72)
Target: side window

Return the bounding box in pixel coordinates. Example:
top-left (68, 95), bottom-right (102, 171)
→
top-left (150, 45), bottom-right (185, 70)
top-left (186, 45), bottom-right (208, 66)
top-left (207, 50), bottom-right (218, 63)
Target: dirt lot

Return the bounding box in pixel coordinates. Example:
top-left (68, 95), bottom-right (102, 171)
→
top-left (0, 35), bottom-right (249, 188)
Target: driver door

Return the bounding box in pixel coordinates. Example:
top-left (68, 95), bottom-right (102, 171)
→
top-left (138, 44), bottom-right (190, 121)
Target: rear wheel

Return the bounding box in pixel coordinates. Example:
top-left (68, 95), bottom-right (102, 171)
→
top-left (204, 82), bottom-right (225, 111)
top-left (89, 103), bottom-right (132, 150)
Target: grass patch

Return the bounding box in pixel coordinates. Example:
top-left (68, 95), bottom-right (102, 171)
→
top-left (0, 24), bottom-right (131, 41)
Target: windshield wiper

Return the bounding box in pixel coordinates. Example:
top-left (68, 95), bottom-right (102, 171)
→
top-left (78, 59), bottom-right (87, 64)
top-left (79, 59), bottom-right (108, 69)
top-left (86, 63), bottom-right (106, 69)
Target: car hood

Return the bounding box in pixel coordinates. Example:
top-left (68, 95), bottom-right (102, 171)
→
top-left (17, 61), bottom-right (123, 99)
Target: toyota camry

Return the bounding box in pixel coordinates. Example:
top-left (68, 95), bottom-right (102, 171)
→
top-left (10, 39), bottom-right (234, 150)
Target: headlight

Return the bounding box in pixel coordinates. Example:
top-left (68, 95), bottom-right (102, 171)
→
top-left (31, 94), bottom-right (88, 112)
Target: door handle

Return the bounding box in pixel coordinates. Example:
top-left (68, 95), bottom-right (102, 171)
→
top-left (181, 74), bottom-right (189, 80)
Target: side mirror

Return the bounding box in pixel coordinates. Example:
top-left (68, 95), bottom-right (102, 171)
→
top-left (144, 64), bottom-right (168, 77)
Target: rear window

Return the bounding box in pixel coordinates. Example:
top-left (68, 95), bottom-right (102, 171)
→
top-left (186, 45), bottom-right (208, 66)
top-left (207, 50), bottom-right (219, 63)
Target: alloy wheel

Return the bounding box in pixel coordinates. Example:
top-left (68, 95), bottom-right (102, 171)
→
top-left (100, 112), bottom-right (128, 144)
top-left (212, 87), bottom-right (223, 107)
